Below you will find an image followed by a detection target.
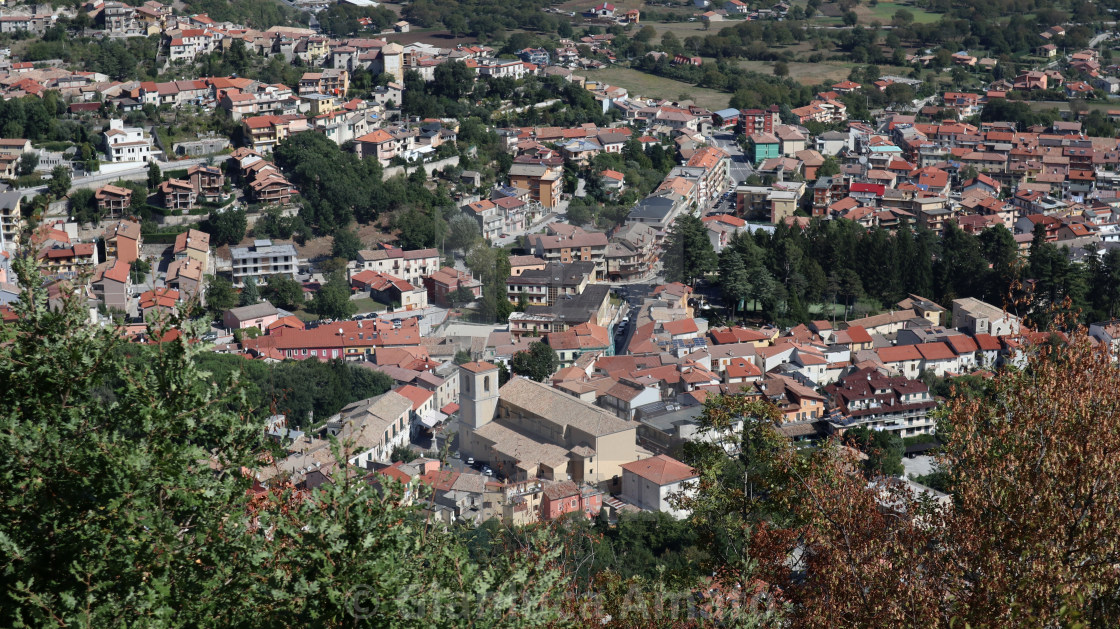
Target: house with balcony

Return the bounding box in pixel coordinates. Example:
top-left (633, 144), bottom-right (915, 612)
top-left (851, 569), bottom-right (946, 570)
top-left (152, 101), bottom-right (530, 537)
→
top-left (103, 119), bottom-right (153, 163)
top-left (90, 258), bottom-right (132, 312)
top-left (187, 164), bottom-right (224, 202)
top-left (104, 219), bottom-right (142, 264)
top-left (158, 179), bottom-right (197, 211)
top-left (354, 246), bottom-right (440, 286)
top-left (95, 184), bottom-right (133, 216)
top-left (172, 228), bottom-right (211, 273)
top-left (824, 367), bottom-right (938, 437)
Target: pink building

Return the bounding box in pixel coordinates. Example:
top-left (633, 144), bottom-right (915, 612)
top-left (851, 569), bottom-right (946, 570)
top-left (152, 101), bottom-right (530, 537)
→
top-left (540, 481), bottom-right (603, 521)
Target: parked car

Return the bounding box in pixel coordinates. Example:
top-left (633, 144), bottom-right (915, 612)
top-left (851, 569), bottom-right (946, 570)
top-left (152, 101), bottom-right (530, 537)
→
top-left (466, 457), bottom-right (474, 466)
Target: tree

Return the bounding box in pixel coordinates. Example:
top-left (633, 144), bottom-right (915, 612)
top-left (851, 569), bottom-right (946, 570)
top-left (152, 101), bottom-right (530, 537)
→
top-left (67, 188), bottom-right (100, 224)
top-left (773, 61), bottom-right (790, 77)
top-left (129, 257), bottom-right (151, 285)
top-left (449, 285), bottom-right (477, 307)
top-left (330, 227), bottom-right (362, 260)
top-left (206, 275), bottom-right (237, 314)
top-left (17, 151), bottom-right (38, 176)
top-left (46, 165), bottom-right (70, 199)
top-left (446, 213), bottom-right (481, 252)
top-left (239, 277), bottom-right (261, 306)
top-left (147, 160), bottom-right (162, 190)
top-left (661, 214), bottom-right (716, 284)
top-left (453, 349), bottom-right (473, 365)
top-left (202, 209), bottom-right (247, 247)
top-left (0, 254), bottom-right (570, 627)
top-left (818, 155), bottom-right (840, 177)
top-left (844, 425), bottom-right (904, 476)
top-left (393, 208), bottom-right (437, 250)
top-left (509, 341), bottom-right (558, 382)
top-left (261, 274), bottom-right (304, 311)
top-left (309, 272), bottom-right (356, 319)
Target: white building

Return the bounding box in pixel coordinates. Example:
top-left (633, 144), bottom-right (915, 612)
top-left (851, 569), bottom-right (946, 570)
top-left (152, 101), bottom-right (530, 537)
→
top-left (102, 119), bottom-right (153, 163)
top-left (229, 239), bottom-right (298, 287)
top-left (619, 454), bottom-right (698, 519)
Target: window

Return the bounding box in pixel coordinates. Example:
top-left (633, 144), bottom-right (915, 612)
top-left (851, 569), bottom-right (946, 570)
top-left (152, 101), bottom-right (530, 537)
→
top-left (484, 376), bottom-right (490, 392)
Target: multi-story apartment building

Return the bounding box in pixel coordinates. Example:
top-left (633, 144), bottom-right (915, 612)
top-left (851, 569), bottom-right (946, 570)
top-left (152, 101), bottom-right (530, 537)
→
top-left (528, 227), bottom-right (609, 280)
top-left (824, 367), bottom-right (939, 437)
top-left (0, 190), bottom-right (22, 253)
top-left (354, 246), bottom-right (440, 286)
top-left (230, 239), bottom-right (298, 287)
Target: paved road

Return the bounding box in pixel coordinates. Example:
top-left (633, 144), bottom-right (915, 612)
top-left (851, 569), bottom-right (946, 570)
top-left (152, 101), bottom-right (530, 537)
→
top-left (19, 156), bottom-right (216, 200)
top-left (708, 131), bottom-right (754, 187)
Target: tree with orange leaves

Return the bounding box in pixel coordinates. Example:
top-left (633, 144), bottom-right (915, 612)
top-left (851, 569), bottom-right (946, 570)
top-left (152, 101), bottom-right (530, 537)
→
top-left (681, 331), bottom-right (1120, 627)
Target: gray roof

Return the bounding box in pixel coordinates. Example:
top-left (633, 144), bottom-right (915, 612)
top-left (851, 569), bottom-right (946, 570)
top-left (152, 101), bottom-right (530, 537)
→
top-left (499, 376), bottom-right (634, 437)
top-left (231, 239), bottom-right (298, 259)
top-left (0, 189), bottom-right (20, 210)
top-left (227, 300), bottom-right (278, 321)
top-left (629, 196), bottom-right (676, 222)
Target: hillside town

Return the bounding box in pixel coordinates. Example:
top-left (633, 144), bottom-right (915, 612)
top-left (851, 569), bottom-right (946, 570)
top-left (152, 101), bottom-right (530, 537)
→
top-left (1, 0), bottom-right (1120, 527)
top-left (5, 0), bottom-right (1120, 624)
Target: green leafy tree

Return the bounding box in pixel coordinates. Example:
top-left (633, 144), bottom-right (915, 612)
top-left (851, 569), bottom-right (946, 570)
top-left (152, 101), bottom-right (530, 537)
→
top-left (449, 285), bottom-right (477, 307)
top-left (46, 165), bottom-right (70, 199)
top-left (0, 256), bottom-right (570, 626)
top-left (509, 341), bottom-right (559, 382)
top-left (202, 209), bottom-right (248, 248)
top-left (17, 151), bottom-right (38, 176)
top-left (330, 227), bottom-right (362, 260)
top-left (661, 214), bottom-right (716, 284)
top-left (845, 425), bottom-right (905, 476)
top-left (239, 277), bottom-right (261, 306)
top-left (67, 188), bottom-right (100, 224)
top-left (261, 274), bottom-right (305, 311)
top-left (310, 272), bottom-right (357, 319)
top-left (446, 213), bottom-right (481, 252)
top-left (453, 348), bottom-right (473, 365)
top-left (147, 160), bottom-right (162, 190)
top-left (206, 275), bottom-right (237, 315)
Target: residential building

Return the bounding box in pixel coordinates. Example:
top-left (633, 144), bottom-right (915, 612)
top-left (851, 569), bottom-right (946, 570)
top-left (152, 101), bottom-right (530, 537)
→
top-left (540, 481), bottom-right (604, 520)
top-left (102, 119), bottom-right (153, 163)
top-left (104, 220), bottom-right (142, 264)
top-left (508, 163), bottom-right (563, 208)
top-left (619, 454), bottom-right (697, 519)
top-left (166, 257), bottom-right (204, 305)
top-left (95, 185), bottom-right (133, 216)
top-left (230, 239), bottom-right (298, 287)
top-left (324, 391), bottom-right (414, 467)
top-left (354, 246), bottom-right (440, 285)
top-left (223, 301), bottom-right (280, 331)
top-left (173, 228), bottom-right (211, 272)
top-left (90, 258), bottom-right (131, 312)
top-left (824, 367), bottom-right (938, 437)
top-left (350, 270), bottom-right (428, 311)
top-left (423, 267), bottom-right (482, 307)
top-left (528, 228), bottom-right (609, 280)
top-left (0, 190), bottom-right (22, 252)
top-left (158, 179), bottom-right (196, 211)
top-left (187, 164), bottom-right (224, 201)
top-left (505, 261), bottom-right (595, 306)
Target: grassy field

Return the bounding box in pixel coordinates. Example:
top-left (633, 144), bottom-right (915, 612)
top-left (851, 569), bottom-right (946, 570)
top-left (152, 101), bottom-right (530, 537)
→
top-left (582, 66), bottom-right (733, 110)
top-left (856, 1), bottom-right (943, 25)
top-left (351, 297), bottom-right (389, 314)
top-left (737, 59), bottom-right (853, 86)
